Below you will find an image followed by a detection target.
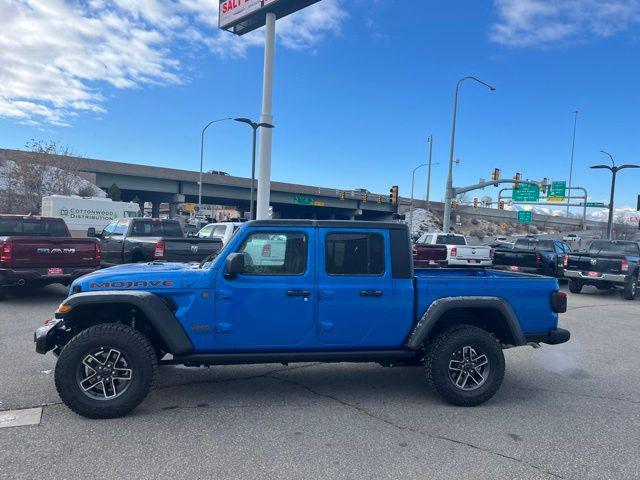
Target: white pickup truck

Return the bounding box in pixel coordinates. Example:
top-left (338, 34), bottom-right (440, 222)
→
top-left (416, 233), bottom-right (493, 267)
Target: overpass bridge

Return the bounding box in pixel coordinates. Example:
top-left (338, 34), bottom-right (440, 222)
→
top-left (1, 149), bottom-right (606, 231)
top-left (1, 149), bottom-right (395, 220)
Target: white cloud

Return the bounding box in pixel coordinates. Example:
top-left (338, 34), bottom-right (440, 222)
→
top-left (491, 0), bottom-right (640, 47)
top-left (0, 0), bottom-right (347, 126)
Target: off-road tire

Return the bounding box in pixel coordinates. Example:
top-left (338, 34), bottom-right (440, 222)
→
top-left (55, 323), bottom-right (157, 419)
top-left (622, 275), bottom-right (638, 300)
top-left (569, 279), bottom-right (583, 294)
top-left (424, 325), bottom-right (505, 407)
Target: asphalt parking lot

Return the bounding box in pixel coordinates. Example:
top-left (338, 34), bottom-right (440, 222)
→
top-left (0, 284), bottom-right (638, 480)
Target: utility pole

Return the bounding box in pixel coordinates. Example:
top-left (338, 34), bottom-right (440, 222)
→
top-left (566, 110), bottom-right (579, 217)
top-left (426, 135), bottom-right (434, 208)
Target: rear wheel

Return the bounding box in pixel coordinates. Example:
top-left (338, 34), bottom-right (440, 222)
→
top-left (569, 279), bottom-right (583, 294)
top-left (424, 325), bottom-right (505, 407)
top-left (622, 276), bottom-right (638, 300)
top-left (55, 323), bottom-right (157, 419)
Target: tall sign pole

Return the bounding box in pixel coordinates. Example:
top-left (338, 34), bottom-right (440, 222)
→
top-left (219, 0), bottom-right (323, 220)
top-left (566, 109), bottom-right (579, 217)
top-left (256, 12), bottom-right (276, 220)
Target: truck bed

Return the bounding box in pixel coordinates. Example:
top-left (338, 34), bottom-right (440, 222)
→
top-left (414, 268), bottom-right (560, 335)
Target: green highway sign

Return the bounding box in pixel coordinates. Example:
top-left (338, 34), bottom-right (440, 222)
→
top-left (517, 210), bottom-right (533, 224)
top-left (512, 184), bottom-right (540, 202)
top-left (584, 202), bottom-right (606, 207)
top-left (547, 181), bottom-right (566, 200)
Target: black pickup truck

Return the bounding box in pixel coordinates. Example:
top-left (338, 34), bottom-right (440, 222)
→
top-left (564, 240), bottom-right (640, 299)
top-left (93, 218), bottom-right (222, 266)
top-left (492, 238), bottom-right (571, 277)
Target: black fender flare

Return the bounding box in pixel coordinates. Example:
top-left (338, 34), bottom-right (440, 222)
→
top-left (62, 290), bottom-right (193, 355)
top-left (405, 296), bottom-right (526, 350)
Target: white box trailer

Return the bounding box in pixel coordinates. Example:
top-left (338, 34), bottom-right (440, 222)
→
top-left (41, 195), bottom-right (141, 237)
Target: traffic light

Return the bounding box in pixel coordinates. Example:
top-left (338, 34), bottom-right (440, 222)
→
top-left (491, 168), bottom-right (501, 183)
top-left (540, 178), bottom-right (548, 194)
top-left (377, 194), bottom-right (383, 204)
top-left (389, 186), bottom-right (399, 206)
top-left (339, 190), bottom-right (346, 201)
top-left (473, 197), bottom-right (479, 209)
top-left (451, 199), bottom-right (458, 210)
top-left (499, 200), bottom-right (505, 210)
top-left (513, 172), bottom-right (522, 189)
top-left (361, 192), bottom-right (368, 203)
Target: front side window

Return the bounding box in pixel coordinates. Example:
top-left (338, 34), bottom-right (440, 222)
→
top-left (113, 221), bottom-right (128, 235)
top-left (196, 225), bottom-right (214, 238)
top-left (212, 225), bottom-right (227, 239)
top-left (325, 233), bottom-right (384, 276)
top-left (237, 232), bottom-right (307, 275)
top-left (102, 222), bottom-right (116, 236)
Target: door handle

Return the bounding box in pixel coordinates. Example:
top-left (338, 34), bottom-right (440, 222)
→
top-left (286, 290), bottom-right (311, 297)
top-left (360, 290), bottom-right (383, 297)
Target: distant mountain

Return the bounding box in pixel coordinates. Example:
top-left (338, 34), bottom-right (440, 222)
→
top-left (505, 203), bottom-right (639, 223)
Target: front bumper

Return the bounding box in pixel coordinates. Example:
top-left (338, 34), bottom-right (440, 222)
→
top-left (564, 269), bottom-right (627, 284)
top-left (525, 328), bottom-right (571, 345)
top-left (34, 319), bottom-right (63, 354)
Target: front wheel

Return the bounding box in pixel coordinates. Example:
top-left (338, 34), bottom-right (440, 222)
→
top-left (55, 323), bottom-right (157, 419)
top-left (425, 325), bottom-right (505, 407)
top-left (622, 276), bottom-right (638, 300)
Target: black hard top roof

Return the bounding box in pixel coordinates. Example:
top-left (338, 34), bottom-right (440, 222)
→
top-left (248, 220), bottom-right (407, 230)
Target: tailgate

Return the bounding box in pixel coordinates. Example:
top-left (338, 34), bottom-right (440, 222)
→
top-left (5, 237), bottom-right (98, 268)
top-left (414, 245), bottom-right (447, 261)
top-left (453, 246), bottom-right (491, 260)
top-left (568, 255), bottom-right (623, 274)
top-left (162, 238), bottom-right (222, 262)
top-left (494, 250), bottom-right (538, 268)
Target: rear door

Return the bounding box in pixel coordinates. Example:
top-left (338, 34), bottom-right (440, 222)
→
top-left (214, 228), bottom-right (315, 347)
top-left (317, 228), bottom-right (392, 345)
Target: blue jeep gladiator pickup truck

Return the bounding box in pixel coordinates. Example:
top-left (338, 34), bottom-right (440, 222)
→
top-left (35, 220), bottom-right (569, 418)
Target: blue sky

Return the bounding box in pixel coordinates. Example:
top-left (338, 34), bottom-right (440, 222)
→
top-left (1, 0), bottom-right (640, 208)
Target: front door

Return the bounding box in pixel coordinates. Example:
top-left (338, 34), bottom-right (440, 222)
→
top-left (317, 229), bottom-right (393, 345)
top-left (214, 228), bottom-right (316, 348)
top-left (101, 220), bottom-right (127, 265)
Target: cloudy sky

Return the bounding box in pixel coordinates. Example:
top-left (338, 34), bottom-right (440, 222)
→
top-left (1, 0), bottom-right (639, 207)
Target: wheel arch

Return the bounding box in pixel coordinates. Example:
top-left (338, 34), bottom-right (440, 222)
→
top-left (405, 296), bottom-right (526, 349)
top-left (60, 291), bottom-right (193, 355)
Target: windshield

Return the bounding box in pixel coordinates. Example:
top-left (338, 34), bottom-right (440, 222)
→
top-left (131, 220), bottom-right (183, 237)
top-left (435, 235), bottom-right (466, 245)
top-left (514, 239), bottom-right (554, 251)
top-left (589, 241), bottom-right (639, 256)
top-left (0, 218), bottom-right (68, 237)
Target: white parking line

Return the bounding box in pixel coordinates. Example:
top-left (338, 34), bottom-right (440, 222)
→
top-left (0, 408), bottom-right (42, 429)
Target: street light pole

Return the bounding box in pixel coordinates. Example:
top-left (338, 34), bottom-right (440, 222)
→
top-left (591, 150), bottom-right (640, 239)
top-left (199, 117), bottom-right (232, 211)
top-left (426, 135), bottom-right (434, 208)
top-left (566, 109), bottom-right (579, 217)
top-left (234, 118), bottom-right (275, 220)
top-left (409, 163), bottom-right (428, 237)
top-left (443, 76), bottom-right (495, 233)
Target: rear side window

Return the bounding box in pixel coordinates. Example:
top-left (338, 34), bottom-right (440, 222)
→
top-left (132, 220), bottom-right (183, 237)
top-left (325, 233), bottom-right (384, 275)
top-left (237, 231), bottom-right (307, 275)
top-left (435, 235), bottom-right (466, 245)
top-left (0, 218), bottom-right (67, 236)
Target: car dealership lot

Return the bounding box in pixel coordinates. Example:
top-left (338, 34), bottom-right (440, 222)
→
top-left (0, 284), bottom-right (638, 480)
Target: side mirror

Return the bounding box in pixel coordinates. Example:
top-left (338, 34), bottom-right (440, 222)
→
top-left (87, 227), bottom-right (96, 238)
top-left (225, 252), bottom-right (245, 279)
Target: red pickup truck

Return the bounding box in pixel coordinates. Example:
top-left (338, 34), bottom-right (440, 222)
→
top-left (0, 215), bottom-right (100, 296)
